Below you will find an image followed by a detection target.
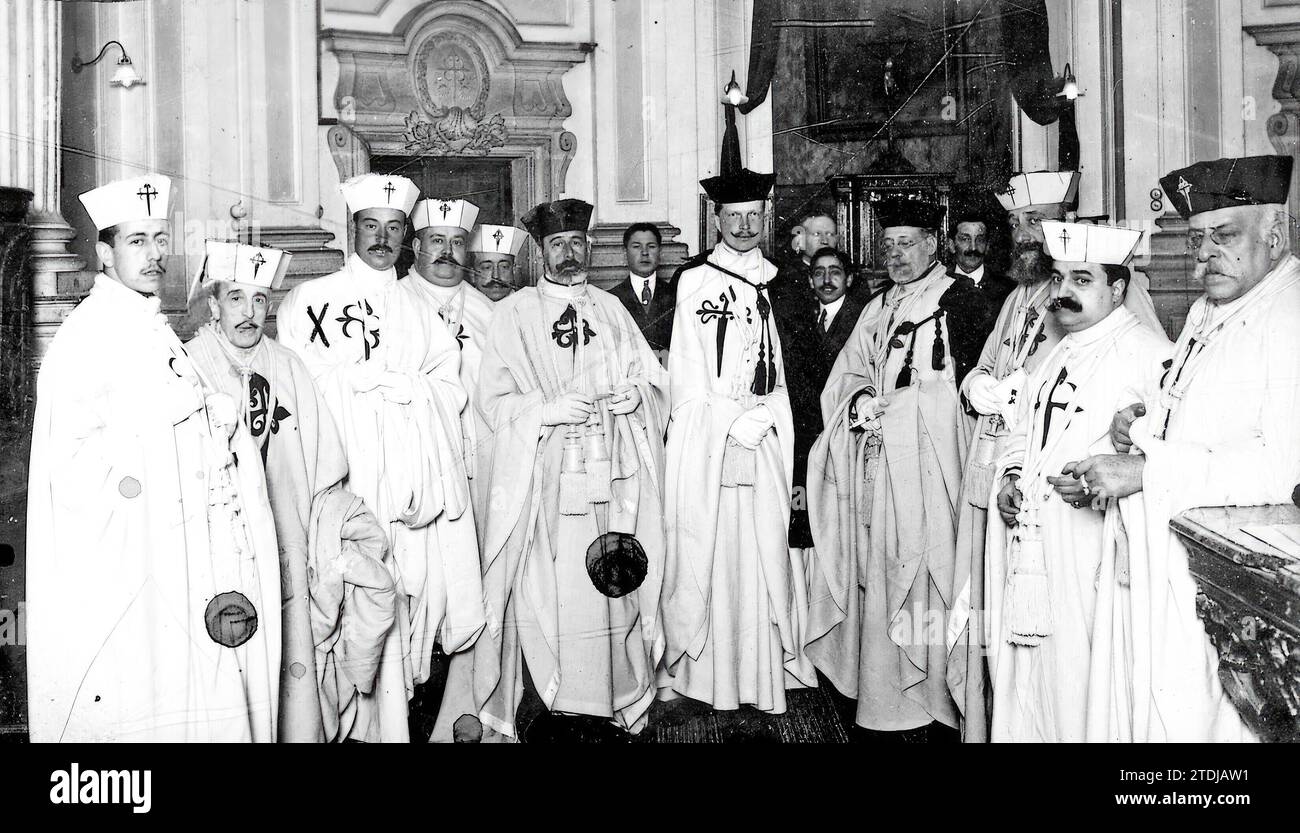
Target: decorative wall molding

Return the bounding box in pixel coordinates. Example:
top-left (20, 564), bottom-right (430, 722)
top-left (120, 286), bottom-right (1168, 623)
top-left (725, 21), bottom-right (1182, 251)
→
top-left (1246, 22), bottom-right (1300, 233)
top-left (322, 0), bottom-right (592, 214)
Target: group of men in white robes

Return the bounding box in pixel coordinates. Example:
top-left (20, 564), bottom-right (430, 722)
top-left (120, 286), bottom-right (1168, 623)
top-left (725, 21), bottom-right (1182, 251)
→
top-left (26, 148), bottom-right (1295, 743)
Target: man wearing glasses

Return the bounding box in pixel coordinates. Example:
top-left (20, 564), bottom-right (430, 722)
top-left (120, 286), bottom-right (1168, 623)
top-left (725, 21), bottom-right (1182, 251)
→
top-left (805, 195), bottom-right (989, 740)
top-left (1068, 155), bottom-right (1300, 742)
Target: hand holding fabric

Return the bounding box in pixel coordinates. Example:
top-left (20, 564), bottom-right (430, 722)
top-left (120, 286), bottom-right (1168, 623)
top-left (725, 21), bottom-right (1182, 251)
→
top-left (728, 404), bottom-right (775, 449)
top-left (996, 474), bottom-right (1023, 526)
top-left (608, 383), bottom-right (641, 416)
top-left (1110, 401), bottom-right (1146, 453)
top-left (348, 362), bottom-right (384, 394)
top-left (541, 391), bottom-right (595, 426)
top-left (376, 371), bottom-right (414, 405)
top-left (847, 390), bottom-right (887, 431)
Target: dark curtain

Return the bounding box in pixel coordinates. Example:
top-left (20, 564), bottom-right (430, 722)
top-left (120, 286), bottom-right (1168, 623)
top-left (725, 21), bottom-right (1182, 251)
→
top-left (999, 0), bottom-right (1079, 169)
top-left (739, 0), bottom-right (780, 115)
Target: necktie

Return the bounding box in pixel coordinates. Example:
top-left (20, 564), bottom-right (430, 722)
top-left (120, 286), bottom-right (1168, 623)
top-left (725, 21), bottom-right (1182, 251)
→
top-left (641, 279), bottom-right (651, 306)
top-left (817, 307), bottom-right (828, 332)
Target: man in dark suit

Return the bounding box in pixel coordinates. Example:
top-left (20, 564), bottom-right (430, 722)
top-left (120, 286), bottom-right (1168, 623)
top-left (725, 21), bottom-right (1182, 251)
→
top-left (947, 210), bottom-right (1014, 327)
top-left (608, 222), bottom-right (676, 364)
top-left (807, 246), bottom-right (867, 375)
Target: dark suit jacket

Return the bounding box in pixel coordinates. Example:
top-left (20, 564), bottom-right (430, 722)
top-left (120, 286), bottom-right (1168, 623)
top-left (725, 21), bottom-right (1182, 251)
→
top-left (952, 265), bottom-right (1015, 337)
top-left (609, 273), bottom-right (678, 358)
top-left (813, 293), bottom-right (867, 383)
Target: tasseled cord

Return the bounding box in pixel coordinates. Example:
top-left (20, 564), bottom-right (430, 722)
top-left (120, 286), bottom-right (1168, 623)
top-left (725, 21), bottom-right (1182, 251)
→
top-left (1006, 507), bottom-right (1053, 645)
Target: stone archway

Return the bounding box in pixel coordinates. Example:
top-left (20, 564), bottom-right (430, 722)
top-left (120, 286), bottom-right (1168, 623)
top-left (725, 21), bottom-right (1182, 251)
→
top-left (322, 1), bottom-right (592, 280)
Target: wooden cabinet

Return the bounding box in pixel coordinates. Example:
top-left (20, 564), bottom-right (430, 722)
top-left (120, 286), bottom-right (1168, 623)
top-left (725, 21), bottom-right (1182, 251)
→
top-left (1172, 504), bottom-right (1300, 742)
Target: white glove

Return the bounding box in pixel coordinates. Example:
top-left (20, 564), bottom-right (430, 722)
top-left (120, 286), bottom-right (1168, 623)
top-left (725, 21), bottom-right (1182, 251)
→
top-left (541, 392), bottom-right (594, 426)
top-left (964, 371), bottom-right (1002, 415)
top-left (728, 405), bottom-right (775, 450)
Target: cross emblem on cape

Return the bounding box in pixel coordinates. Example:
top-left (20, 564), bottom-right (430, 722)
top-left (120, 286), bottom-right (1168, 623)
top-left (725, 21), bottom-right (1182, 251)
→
top-left (1038, 366), bottom-right (1081, 447)
top-left (249, 252), bottom-right (266, 278)
top-left (383, 181), bottom-right (396, 203)
top-left (1176, 176), bottom-right (1194, 210)
top-left (551, 303), bottom-right (595, 351)
top-left (137, 183), bottom-right (159, 214)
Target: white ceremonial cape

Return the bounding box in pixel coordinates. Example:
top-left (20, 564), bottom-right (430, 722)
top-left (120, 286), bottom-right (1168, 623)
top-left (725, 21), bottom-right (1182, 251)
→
top-left (277, 254), bottom-right (485, 742)
top-left (984, 306), bottom-right (1171, 742)
top-left (469, 278), bottom-right (669, 738)
top-left (805, 263), bottom-right (969, 731)
top-left (186, 325), bottom-right (356, 742)
top-left (1090, 256), bottom-right (1300, 742)
top-left (661, 243), bottom-right (816, 714)
top-left (27, 275), bottom-right (281, 742)
top-left (948, 272), bottom-right (1162, 740)
top-left (397, 273), bottom-right (496, 521)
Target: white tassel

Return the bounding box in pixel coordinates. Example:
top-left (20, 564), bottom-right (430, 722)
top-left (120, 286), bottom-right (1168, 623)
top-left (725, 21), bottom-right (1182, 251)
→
top-left (1006, 519), bottom-right (1053, 645)
top-left (720, 439), bottom-right (755, 487)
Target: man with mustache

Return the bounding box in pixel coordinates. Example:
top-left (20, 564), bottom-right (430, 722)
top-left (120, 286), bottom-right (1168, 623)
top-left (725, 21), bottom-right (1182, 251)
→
top-left (470, 222), bottom-right (526, 303)
top-left (610, 222), bottom-right (676, 364)
top-left (27, 176), bottom-right (283, 741)
top-left (947, 171), bottom-right (1159, 740)
top-left (468, 198), bottom-right (669, 740)
top-left (805, 196), bottom-right (989, 740)
top-left (277, 173), bottom-right (485, 742)
top-left (661, 168), bottom-right (820, 715)
top-left (947, 209), bottom-right (1014, 319)
top-left (1070, 155), bottom-right (1300, 742)
top-left (184, 240), bottom-right (396, 743)
top-left (984, 222), bottom-right (1171, 742)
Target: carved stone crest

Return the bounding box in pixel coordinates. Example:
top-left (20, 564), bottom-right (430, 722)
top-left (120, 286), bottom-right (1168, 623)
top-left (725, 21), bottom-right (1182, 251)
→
top-left (407, 33), bottom-right (508, 155)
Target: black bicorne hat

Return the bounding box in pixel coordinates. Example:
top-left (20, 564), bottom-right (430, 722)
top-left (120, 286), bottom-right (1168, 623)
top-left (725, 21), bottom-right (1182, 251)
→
top-left (521, 198), bottom-right (594, 245)
top-left (1159, 155), bottom-right (1293, 220)
top-left (871, 194), bottom-right (945, 232)
top-left (700, 168), bottom-right (775, 205)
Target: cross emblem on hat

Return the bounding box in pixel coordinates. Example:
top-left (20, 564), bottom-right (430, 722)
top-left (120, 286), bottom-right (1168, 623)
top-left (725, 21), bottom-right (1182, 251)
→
top-left (383, 180), bottom-right (396, 203)
top-left (492, 228), bottom-right (504, 249)
top-left (137, 182), bottom-right (159, 215)
top-left (249, 251), bottom-right (266, 278)
top-left (439, 201), bottom-right (452, 220)
top-left (1058, 227), bottom-right (1071, 248)
top-left (1003, 182), bottom-right (1016, 200)
top-left (1177, 176), bottom-right (1194, 210)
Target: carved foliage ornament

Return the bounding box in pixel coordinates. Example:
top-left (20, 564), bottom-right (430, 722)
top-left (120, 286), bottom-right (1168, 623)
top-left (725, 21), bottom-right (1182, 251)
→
top-left (407, 33), bottom-right (507, 155)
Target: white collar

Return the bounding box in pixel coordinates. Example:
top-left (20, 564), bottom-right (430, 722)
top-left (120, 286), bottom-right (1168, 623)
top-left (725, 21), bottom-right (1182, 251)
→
top-left (1062, 304), bottom-right (1135, 348)
top-left (346, 253), bottom-right (396, 289)
top-left (957, 263), bottom-right (985, 284)
top-left (818, 295), bottom-right (846, 321)
top-left (539, 274), bottom-right (590, 302)
top-left (629, 272), bottom-right (656, 293)
top-left (94, 272), bottom-right (164, 319)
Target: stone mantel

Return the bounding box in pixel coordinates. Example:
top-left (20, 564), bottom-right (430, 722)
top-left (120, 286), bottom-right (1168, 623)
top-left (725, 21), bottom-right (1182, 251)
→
top-left (322, 1), bottom-right (592, 204)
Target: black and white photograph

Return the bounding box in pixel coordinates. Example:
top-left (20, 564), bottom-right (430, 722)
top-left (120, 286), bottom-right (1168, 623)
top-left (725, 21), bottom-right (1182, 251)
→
top-left (0, 0), bottom-right (1295, 807)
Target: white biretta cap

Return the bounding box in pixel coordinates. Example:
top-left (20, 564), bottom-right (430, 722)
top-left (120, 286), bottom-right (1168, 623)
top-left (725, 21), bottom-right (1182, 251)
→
top-left (79, 174), bottom-right (173, 230)
top-left (470, 224), bottom-right (528, 257)
top-left (1042, 221), bottom-right (1143, 265)
top-left (995, 171), bottom-right (1080, 212)
top-left (412, 198), bottom-right (480, 233)
top-left (189, 239), bottom-right (293, 303)
top-left (340, 173), bottom-right (420, 216)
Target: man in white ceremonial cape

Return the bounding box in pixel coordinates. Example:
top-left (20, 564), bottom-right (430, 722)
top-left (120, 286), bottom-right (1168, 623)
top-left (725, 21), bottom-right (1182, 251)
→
top-left (805, 196), bottom-right (990, 737)
top-left (185, 240), bottom-right (397, 742)
top-left (1070, 155), bottom-right (1300, 742)
top-left (276, 173), bottom-right (485, 742)
top-left (26, 177), bottom-right (281, 741)
top-left (468, 198), bottom-right (668, 740)
top-left (985, 222), bottom-right (1171, 742)
top-left (660, 168), bottom-right (818, 714)
top-left (946, 171), bottom-right (1163, 740)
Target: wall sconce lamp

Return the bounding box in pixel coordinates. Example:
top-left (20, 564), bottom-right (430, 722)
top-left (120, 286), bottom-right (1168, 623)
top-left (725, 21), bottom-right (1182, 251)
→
top-left (1056, 62), bottom-right (1081, 101)
top-left (721, 70), bottom-right (749, 108)
top-left (72, 40), bottom-right (145, 88)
